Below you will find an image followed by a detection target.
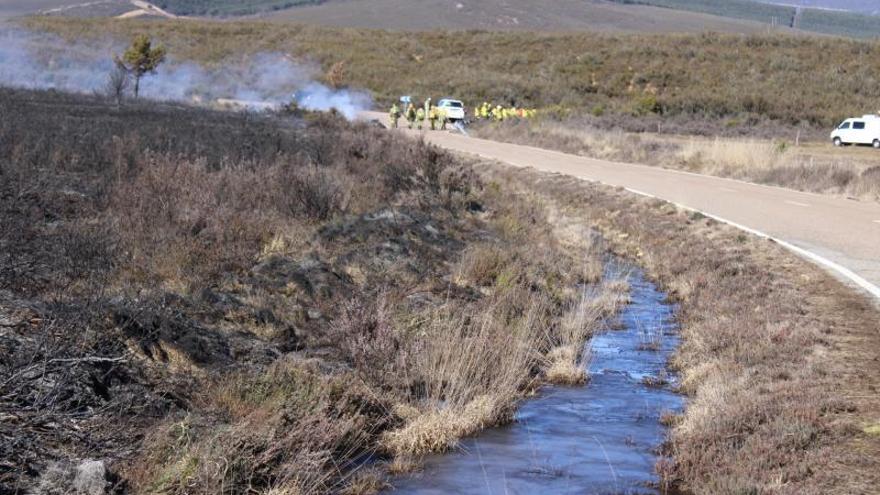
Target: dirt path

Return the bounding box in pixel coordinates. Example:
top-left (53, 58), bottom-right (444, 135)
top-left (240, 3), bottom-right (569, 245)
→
top-left (363, 112), bottom-right (880, 301)
top-left (117, 0), bottom-right (178, 19)
top-left (35, 0), bottom-right (119, 15)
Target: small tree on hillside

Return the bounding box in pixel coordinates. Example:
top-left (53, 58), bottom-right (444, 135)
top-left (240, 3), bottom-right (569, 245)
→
top-left (116, 34), bottom-right (166, 98)
top-left (106, 62), bottom-right (130, 107)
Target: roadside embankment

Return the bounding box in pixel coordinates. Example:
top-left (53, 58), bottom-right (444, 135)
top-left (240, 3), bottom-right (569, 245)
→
top-left (474, 118), bottom-right (880, 202)
top-left (482, 162), bottom-right (880, 493)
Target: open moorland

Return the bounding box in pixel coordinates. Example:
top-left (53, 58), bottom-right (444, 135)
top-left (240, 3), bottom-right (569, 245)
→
top-left (4, 7), bottom-right (880, 495)
top-left (24, 17), bottom-right (880, 132)
top-left (18, 16), bottom-right (880, 203)
top-left (0, 0), bottom-right (89, 20)
top-left (606, 0), bottom-right (880, 38)
top-left (262, 0), bottom-right (781, 34)
top-left (5, 0), bottom-right (877, 38)
top-left (274, 0), bottom-right (879, 38)
top-left (152, 0), bottom-right (320, 16)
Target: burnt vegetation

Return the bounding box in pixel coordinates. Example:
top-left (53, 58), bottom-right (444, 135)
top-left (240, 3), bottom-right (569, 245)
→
top-left (0, 88), bottom-right (613, 494)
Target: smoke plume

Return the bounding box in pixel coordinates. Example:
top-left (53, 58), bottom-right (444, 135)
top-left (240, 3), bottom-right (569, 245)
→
top-left (0, 28), bottom-right (371, 118)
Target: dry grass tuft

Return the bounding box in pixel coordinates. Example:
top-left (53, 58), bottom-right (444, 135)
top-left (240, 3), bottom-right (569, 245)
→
top-left (544, 345), bottom-right (587, 385)
top-left (339, 467), bottom-right (388, 495)
top-left (381, 300), bottom-right (544, 456)
top-left (382, 396), bottom-right (499, 456)
top-left (678, 138), bottom-right (783, 172)
top-left (543, 288), bottom-right (606, 385)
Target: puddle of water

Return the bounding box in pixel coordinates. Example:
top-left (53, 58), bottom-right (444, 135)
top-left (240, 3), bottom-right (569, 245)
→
top-left (389, 268), bottom-right (683, 495)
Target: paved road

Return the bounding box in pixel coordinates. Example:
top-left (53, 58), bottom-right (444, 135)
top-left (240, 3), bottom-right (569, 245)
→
top-left (362, 112), bottom-right (880, 299)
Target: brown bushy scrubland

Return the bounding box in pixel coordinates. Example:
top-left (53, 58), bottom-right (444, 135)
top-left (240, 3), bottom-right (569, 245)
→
top-left (485, 164), bottom-right (880, 494)
top-left (24, 16), bottom-right (880, 131)
top-left (0, 88), bottom-right (619, 494)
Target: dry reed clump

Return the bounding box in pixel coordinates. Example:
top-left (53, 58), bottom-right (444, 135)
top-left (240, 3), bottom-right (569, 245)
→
top-left (382, 396), bottom-right (500, 456)
top-left (543, 289), bottom-right (603, 385)
top-left (132, 360), bottom-right (384, 495)
top-left (544, 345), bottom-right (586, 385)
top-left (677, 138), bottom-right (783, 173)
top-left (380, 299), bottom-right (545, 457)
top-left (455, 243), bottom-right (513, 288)
top-left (484, 164), bottom-right (880, 494)
top-left (338, 467), bottom-right (388, 495)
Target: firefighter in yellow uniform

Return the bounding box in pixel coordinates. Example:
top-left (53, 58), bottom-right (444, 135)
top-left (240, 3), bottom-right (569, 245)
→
top-left (416, 107), bottom-right (425, 130)
top-left (428, 106), bottom-right (438, 130)
top-left (389, 103), bottom-right (401, 128)
top-left (438, 107), bottom-right (448, 130)
top-left (405, 103), bottom-right (417, 129)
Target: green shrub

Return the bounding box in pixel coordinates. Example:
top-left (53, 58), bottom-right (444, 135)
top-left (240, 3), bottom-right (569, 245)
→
top-left (631, 94), bottom-right (662, 116)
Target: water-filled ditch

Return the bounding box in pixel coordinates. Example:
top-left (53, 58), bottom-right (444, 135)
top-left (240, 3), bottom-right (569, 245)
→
top-left (390, 266), bottom-right (683, 494)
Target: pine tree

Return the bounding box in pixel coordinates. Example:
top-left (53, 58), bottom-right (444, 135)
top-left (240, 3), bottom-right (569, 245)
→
top-left (116, 34), bottom-right (166, 98)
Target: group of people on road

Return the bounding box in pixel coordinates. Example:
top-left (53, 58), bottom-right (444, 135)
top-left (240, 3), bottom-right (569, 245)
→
top-left (389, 98), bottom-right (539, 130)
top-left (389, 97), bottom-right (449, 131)
top-left (474, 102), bottom-right (537, 122)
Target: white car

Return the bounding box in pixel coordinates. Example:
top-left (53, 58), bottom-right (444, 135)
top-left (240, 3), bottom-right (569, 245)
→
top-left (831, 115), bottom-right (880, 148)
top-left (437, 98), bottom-right (466, 122)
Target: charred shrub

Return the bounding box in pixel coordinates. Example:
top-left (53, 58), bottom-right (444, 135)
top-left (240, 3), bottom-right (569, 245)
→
top-left (285, 167), bottom-right (349, 221)
top-left (330, 295), bottom-right (407, 390)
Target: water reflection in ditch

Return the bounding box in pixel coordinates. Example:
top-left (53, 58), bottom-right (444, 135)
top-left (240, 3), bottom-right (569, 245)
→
top-left (389, 267), bottom-right (683, 494)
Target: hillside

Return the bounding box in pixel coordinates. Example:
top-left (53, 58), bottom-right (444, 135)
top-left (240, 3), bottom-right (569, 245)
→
top-left (607, 0), bottom-right (880, 38)
top-left (25, 17), bottom-right (880, 130)
top-left (5, 0), bottom-right (878, 39)
top-left (255, 0), bottom-right (879, 38)
top-left (153, 0), bottom-right (320, 16)
top-left (2, 0), bottom-right (784, 34)
top-left (756, 0), bottom-right (880, 15)
top-left (0, 0), bottom-right (90, 19)
top-left (264, 0), bottom-right (781, 34)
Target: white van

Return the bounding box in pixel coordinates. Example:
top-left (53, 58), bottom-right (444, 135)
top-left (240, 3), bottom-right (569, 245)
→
top-left (437, 98), bottom-right (466, 122)
top-left (830, 115), bottom-right (880, 148)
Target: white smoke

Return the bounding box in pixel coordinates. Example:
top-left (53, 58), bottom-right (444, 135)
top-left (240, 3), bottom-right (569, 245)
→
top-left (0, 28), bottom-right (371, 118)
top-left (295, 83), bottom-right (371, 120)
